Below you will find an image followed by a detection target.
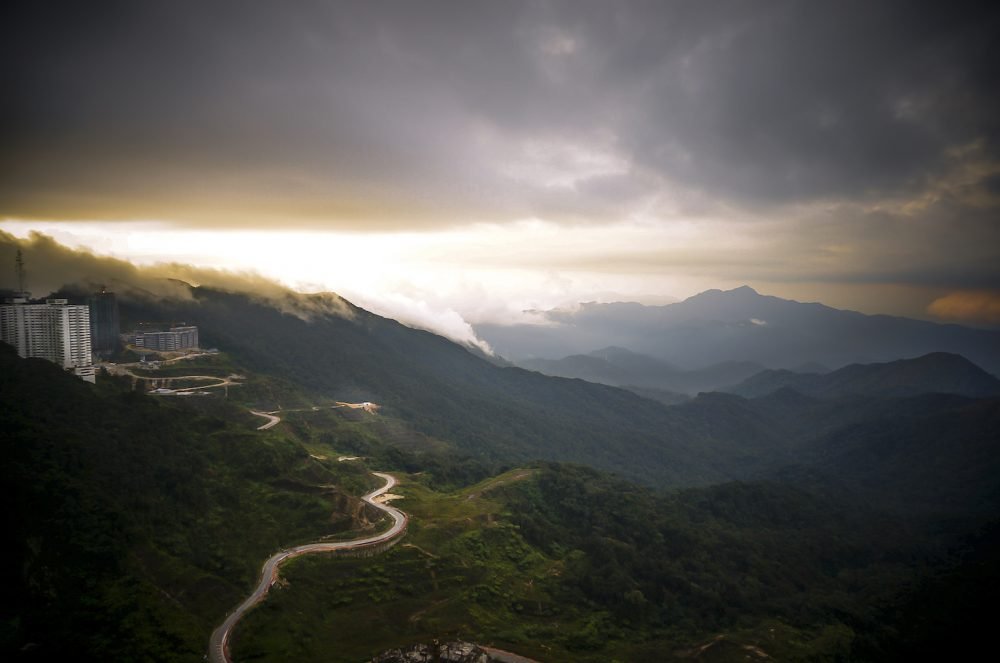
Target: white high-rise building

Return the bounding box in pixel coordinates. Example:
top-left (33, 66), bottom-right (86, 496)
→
top-left (0, 298), bottom-right (96, 383)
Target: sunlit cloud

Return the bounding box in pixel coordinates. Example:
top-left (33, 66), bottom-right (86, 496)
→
top-left (928, 290), bottom-right (1000, 327)
top-left (1, 1), bottom-right (998, 333)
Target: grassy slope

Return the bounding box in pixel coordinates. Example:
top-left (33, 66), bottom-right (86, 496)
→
top-left (232, 460), bottom-right (964, 662)
top-left (233, 469), bottom-right (668, 663)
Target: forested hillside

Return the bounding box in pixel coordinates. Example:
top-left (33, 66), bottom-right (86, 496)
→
top-left (500, 464), bottom-right (999, 660)
top-left (110, 286), bottom-right (1000, 495)
top-left (234, 462), bottom-right (1000, 661)
top-left (114, 287), bottom-right (772, 487)
top-left (0, 344), bottom-right (383, 661)
top-left (5, 320), bottom-right (999, 660)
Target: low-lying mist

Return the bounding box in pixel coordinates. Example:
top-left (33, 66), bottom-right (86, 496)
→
top-left (0, 231), bottom-right (502, 343)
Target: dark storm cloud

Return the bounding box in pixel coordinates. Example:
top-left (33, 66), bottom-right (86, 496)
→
top-left (609, 0), bottom-right (1000, 203)
top-left (1, 0), bottom-right (998, 226)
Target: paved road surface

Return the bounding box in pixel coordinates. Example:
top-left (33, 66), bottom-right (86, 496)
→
top-left (248, 410), bottom-right (281, 430)
top-left (207, 472), bottom-right (408, 663)
top-left (482, 646), bottom-right (543, 663)
top-left (119, 370), bottom-right (239, 394)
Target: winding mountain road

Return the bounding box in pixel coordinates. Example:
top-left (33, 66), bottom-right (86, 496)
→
top-left (248, 410), bottom-right (281, 430)
top-left (245, 401), bottom-right (382, 430)
top-left (208, 472), bottom-right (408, 663)
top-left (115, 368), bottom-right (240, 394)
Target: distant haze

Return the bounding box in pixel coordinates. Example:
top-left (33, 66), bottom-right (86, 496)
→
top-left (2, 1), bottom-right (999, 333)
top-left (476, 286), bottom-right (1000, 374)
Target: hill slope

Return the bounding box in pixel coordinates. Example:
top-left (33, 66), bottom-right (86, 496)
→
top-left (110, 286), bottom-right (1000, 495)
top-left (234, 461), bottom-right (1000, 662)
top-left (0, 343), bottom-right (383, 661)
top-left (115, 287), bottom-right (779, 487)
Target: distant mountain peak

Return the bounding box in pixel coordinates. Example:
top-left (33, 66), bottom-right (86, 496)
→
top-left (475, 285), bottom-right (1000, 375)
top-left (589, 345), bottom-right (639, 358)
top-left (679, 285), bottom-right (768, 309)
top-left (911, 351), bottom-right (975, 365)
top-left (690, 285), bottom-right (760, 298)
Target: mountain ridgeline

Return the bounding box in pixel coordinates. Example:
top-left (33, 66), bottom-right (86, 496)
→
top-left (477, 286), bottom-right (1000, 375)
top-left (107, 285), bottom-right (1000, 503)
top-left (726, 351), bottom-right (1000, 399)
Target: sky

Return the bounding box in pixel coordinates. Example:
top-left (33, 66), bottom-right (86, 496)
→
top-left (2, 0), bottom-right (999, 343)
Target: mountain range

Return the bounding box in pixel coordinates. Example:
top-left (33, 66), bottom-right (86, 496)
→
top-left (6, 274), bottom-right (1000, 661)
top-left (96, 285), bottom-right (998, 499)
top-left (475, 286), bottom-right (1000, 375)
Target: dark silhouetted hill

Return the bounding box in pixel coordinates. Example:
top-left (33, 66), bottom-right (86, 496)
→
top-left (788, 394), bottom-right (1000, 518)
top-left (728, 352), bottom-right (1000, 399)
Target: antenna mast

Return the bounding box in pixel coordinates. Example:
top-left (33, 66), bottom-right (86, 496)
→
top-left (15, 248), bottom-right (26, 294)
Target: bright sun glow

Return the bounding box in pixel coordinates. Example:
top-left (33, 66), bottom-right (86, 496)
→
top-left (0, 219), bottom-right (743, 316)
